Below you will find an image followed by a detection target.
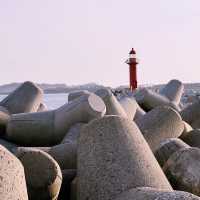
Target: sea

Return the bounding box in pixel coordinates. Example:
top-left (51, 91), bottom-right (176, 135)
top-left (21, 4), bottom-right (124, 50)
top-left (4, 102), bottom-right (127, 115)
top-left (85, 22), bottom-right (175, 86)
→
top-left (0, 93), bottom-right (69, 110)
top-left (0, 89), bottom-right (198, 110)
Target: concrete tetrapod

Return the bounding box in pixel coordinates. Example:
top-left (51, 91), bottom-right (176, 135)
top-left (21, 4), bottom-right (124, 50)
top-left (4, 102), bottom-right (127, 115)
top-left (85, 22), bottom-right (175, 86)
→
top-left (136, 106), bottom-right (184, 152)
top-left (6, 93), bottom-right (106, 146)
top-left (45, 143), bottom-right (77, 169)
top-left (16, 147), bottom-right (62, 200)
top-left (58, 169), bottom-right (76, 200)
top-left (181, 129), bottom-right (200, 148)
top-left (61, 123), bottom-right (86, 144)
top-left (163, 147), bottom-right (200, 196)
top-left (95, 88), bottom-right (127, 117)
top-left (0, 138), bottom-right (18, 152)
top-left (0, 105), bottom-right (10, 114)
top-left (135, 88), bottom-right (180, 112)
top-left (134, 105), bottom-right (146, 122)
top-left (154, 138), bottom-right (190, 167)
top-left (0, 145), bottom-right (28, 200)
top-left (114, 187), bottom-right (200, 200)
top-left (160, 79), bottom-right (184, 105)
top-left (0, 109), bottom-right (10, 134)
top-left (180, 99), bottom-right (200, 125)
top-left (191, 118), bottom-right (200, 129)
top-left (16, 142), bottom-right (77, 170)
top-left (68, 90), bottom-right (90, 102)
top-left (118, 97), bottom-right (137, 120)
top-left (78, 116), bottom-right (172, 200)
top-left (70, 177), bottom-right (77, 200)
top-left (179, 121), bottom-right (193, 139)
top-left (37, 102), bottom-right (48, 112)
top-left (0, 81), bottom-right (43, 114)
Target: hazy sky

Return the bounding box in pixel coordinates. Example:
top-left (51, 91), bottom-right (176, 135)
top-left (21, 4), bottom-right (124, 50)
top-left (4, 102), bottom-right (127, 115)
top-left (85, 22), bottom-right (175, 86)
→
top-left (1, 0), bottom-right (200, 87)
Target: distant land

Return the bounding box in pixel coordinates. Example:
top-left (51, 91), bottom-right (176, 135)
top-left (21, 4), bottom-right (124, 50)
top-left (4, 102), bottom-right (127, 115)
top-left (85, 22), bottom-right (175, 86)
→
top-left (117, 83), bottom-right (200, 93)
top-left (0, 82), bottom-right (200, 95)
top-left (0, 82), bottom-right (106, 94)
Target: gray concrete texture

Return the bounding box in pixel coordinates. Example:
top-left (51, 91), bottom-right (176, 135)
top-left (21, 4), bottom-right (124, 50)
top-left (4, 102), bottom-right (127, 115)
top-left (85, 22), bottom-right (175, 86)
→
top-left (181, 129), bottom-right (200, 148)
top-left (70, 177), bottom-right (78, 200)
top-left (0, 110), bottom-right (10, 125)
top-left (136, 106), bottom-right (184, 152)
top-left (68, 90), bottom-right (91, 102)
top-left (46, 143), bottom-right (77, 169)
top-left (135, 88), bottom-right (180, 111)
top-left (163, 147), bottom-right (200, 196)
top-left (180, 99), bottom-right (200, 125)
top-left (0, 109), bottom-right (10, 135)
top-left (133, 104), bottom-right (146, 122)
top-left (37, 102), bottom-right (48, 112)
top-left (78, 116), bottom-right (172, 200)
top-left (0, 106), bottom-right (10, 114)
top-left (16, 147), bottom-right (62, 200)
top-left (58, 169), bottom-right (76, 200)
top-left (0, 145), bottom-right (28, 200)
top-left (95, 88), bottom-right (127, 117)
top-left (160, 79), bottom-right (184, 105)
top-left (0, 81), bottom-right (43, 114)
top-left (119, 97), bottom-right (137, 120)
top-left (6, 93), bottom-right (106, 146)
top-left (0, 138), bottom-right (18, 152)
top-left (61, 123), bottom-right (86, 144)
top-left (191, 118), bottom-right (200, 129)
top-left (114, 187), bottom-right (200, 200)
top-left (16, 142), bottom-right (77, 170)
top-left (154, 138), bottom-right (190, 167)
top-left (179, 121), bottom-right (193, 139)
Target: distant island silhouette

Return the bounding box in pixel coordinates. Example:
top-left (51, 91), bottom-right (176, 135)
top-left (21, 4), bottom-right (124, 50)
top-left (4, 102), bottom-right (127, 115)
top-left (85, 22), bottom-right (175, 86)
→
top-left (0, 82), bottom-right (199, 95)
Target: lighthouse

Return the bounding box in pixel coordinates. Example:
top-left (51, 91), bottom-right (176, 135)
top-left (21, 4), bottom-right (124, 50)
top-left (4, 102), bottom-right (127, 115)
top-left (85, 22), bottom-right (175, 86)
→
top-left (126, 48), bottom-right (138, 91)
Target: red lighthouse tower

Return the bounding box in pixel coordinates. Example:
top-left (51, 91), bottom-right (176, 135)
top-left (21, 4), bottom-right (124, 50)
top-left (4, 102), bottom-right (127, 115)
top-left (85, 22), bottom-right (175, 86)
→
top-left (126, 48), bottom-right (138, 91)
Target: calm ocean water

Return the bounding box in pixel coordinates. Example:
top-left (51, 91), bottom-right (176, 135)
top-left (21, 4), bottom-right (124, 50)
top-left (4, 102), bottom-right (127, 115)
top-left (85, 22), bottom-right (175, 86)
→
top-left (0, 93), bottom-right (69, 110)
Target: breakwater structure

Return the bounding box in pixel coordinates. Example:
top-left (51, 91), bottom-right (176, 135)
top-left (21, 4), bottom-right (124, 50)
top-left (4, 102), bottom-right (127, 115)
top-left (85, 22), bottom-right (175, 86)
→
top-left (1, 78), bottom-right (200, 199)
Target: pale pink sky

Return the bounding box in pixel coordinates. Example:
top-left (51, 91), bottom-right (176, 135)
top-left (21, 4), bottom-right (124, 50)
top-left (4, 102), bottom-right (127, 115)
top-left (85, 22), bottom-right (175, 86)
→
top-left (1, 0), bottom-right (200, 87)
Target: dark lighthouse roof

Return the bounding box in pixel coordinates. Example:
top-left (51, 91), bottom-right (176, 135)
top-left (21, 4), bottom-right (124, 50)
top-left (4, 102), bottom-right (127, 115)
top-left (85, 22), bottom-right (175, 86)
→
top-left (129, 48), bottom-right (136, 54)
